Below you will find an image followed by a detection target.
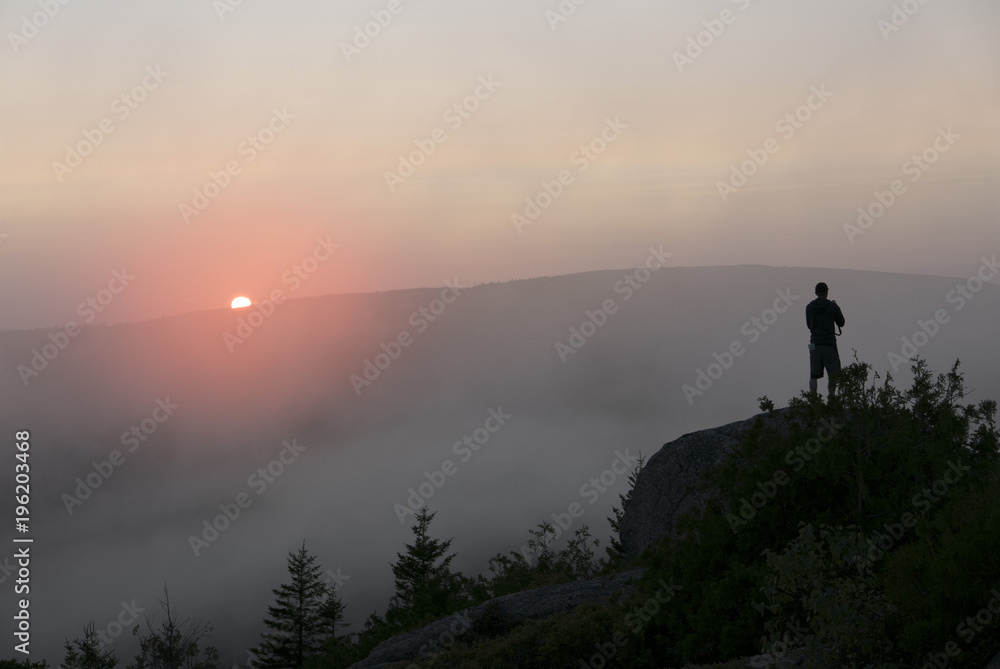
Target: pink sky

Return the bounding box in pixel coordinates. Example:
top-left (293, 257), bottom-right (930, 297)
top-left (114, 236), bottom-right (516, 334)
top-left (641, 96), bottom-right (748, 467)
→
top-left (1, 0), bottom-right (998, 328)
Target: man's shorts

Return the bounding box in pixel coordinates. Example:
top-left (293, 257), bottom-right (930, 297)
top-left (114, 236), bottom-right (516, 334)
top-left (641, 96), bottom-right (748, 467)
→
top-left (810, 344), bottom-right (841, 380)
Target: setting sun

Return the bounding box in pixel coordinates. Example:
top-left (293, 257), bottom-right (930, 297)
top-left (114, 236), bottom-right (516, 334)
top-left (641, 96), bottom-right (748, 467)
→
top-left (231, 296), bottom-right (251, 309)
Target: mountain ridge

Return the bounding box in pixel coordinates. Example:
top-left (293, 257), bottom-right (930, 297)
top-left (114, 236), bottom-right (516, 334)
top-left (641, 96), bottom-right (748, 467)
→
top-left (5, 262), bottom-right (996, 333)
top-left (2, 264), bottom-right (998, 661)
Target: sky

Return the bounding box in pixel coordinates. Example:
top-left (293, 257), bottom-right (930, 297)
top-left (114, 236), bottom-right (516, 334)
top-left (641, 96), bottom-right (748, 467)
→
top-left (1, 0), bottom-right (998, 329)
top-left (1, 3), bottom-right (999, 659)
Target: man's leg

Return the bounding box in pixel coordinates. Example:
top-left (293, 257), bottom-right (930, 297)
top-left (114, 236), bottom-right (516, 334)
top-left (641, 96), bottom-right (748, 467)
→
top-left (809, 346), bottom-right (822, 396)
top-left (826, 346), bottom-right (842, 399)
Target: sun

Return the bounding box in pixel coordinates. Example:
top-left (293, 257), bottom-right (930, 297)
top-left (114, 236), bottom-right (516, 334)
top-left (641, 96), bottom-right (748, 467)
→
top-left (231, 296), bottom-right (252, 309)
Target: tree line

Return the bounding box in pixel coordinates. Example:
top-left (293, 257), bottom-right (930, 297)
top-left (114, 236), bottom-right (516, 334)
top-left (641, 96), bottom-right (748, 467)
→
top-left (2, 468), bottom-right (642, 669)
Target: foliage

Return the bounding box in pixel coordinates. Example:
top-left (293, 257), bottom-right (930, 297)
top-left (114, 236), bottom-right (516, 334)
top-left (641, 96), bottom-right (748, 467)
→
top-left (487, 523), bottom-right (603, 598)
top-left (253, 542), bottom-right (344, 669)
top-left (631, 358), bottom-right (999, 667)
top-left (62, 623), bottom-right (118, 669)
top-left (412, 598), bottom-right (640, 669)
top-left (757, 523), bottom-right (897, 667)
top-left (382, 507), bottom-right (471, 632)
top-left (0, 660), bottom-right (49, 669)
top-left (317, 588), bottom-right (348, 641)
top-left (881, 473), bottom-right (1000, 666)
top-left (127, 588), bottom-right (218, 669)
top-left (607, 453), bottom-right (646, 566)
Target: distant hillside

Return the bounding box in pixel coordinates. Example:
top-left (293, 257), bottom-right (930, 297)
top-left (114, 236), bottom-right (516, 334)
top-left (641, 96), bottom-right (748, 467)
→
top-left (1, 265), bottom-right (998, 661)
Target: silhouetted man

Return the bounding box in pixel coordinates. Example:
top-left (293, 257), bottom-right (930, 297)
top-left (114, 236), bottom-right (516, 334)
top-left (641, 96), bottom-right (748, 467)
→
top-left (806, 282), bottom-right (845, 399)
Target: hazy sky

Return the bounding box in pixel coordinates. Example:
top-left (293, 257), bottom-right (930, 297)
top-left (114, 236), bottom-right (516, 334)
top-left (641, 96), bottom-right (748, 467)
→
top-left (1, 0), bottom-right (998, 328)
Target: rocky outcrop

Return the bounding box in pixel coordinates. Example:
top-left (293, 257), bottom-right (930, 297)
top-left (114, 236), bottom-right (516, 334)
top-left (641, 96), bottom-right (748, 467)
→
top-left (348, 569), bottom-right (643, 668)
top-left (619, 411), bottom-right (1000, 668)
top-left (744, 648), bottom-right (808, 667)
top-left (746, 647), bottom-right (1000, 668)
top-left (619, 408), bottom-right (791, 562)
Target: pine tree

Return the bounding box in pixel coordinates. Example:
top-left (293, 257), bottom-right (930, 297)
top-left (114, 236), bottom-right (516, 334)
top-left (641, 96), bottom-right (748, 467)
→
top-left (606, 452), bottom-right (644, 563)
top-left (253, 542), bottom-right (328, 669)
top-left (0, 660), bottom-right (49, 669)
top-left (386, 507), bottom-right (461, 629)
top-left (61, 623), bottom-right (117, 669)
top-left (310, 588), bottom-right (352, 668)
top-left (317, 588), bottom-right (348, 641)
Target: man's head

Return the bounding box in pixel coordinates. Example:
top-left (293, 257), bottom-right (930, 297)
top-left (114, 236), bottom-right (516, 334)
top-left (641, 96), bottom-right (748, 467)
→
top-left (815, 282), bottom-right (829, 297)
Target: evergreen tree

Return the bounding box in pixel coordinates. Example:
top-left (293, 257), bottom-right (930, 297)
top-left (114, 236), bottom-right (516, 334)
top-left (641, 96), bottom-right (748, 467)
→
top-left (607, 453), bottom-right (644, 564)
top-left (253, 542), bottom-right (328, 669)
top-left (386, 507), bottom-right (462, 629)
top-left (354, 611), bottom-right (392, 656)
top-left (317, 588), bottom-right (348, 641)
top-left (307, 588), bottom-right (354, 669)
top-left (62, 623), bottom-right (117, 669)
top-left (0, 660), bottom-right (48, 669)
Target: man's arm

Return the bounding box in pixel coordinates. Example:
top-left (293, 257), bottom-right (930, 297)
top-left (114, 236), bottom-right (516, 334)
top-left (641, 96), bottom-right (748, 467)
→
top-left (806, 303), bottom-right (814, 330)
top-left (834, 303), bottom-right (845, 328)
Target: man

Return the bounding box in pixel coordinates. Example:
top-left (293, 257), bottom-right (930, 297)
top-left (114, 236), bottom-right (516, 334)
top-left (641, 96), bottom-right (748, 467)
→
top-left (806, 282), bottom-right (845, 399)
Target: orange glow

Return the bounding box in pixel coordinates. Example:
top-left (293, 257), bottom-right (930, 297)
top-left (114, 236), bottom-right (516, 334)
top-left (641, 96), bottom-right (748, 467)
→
top-left (231, 297), bottom-right (251, 309)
